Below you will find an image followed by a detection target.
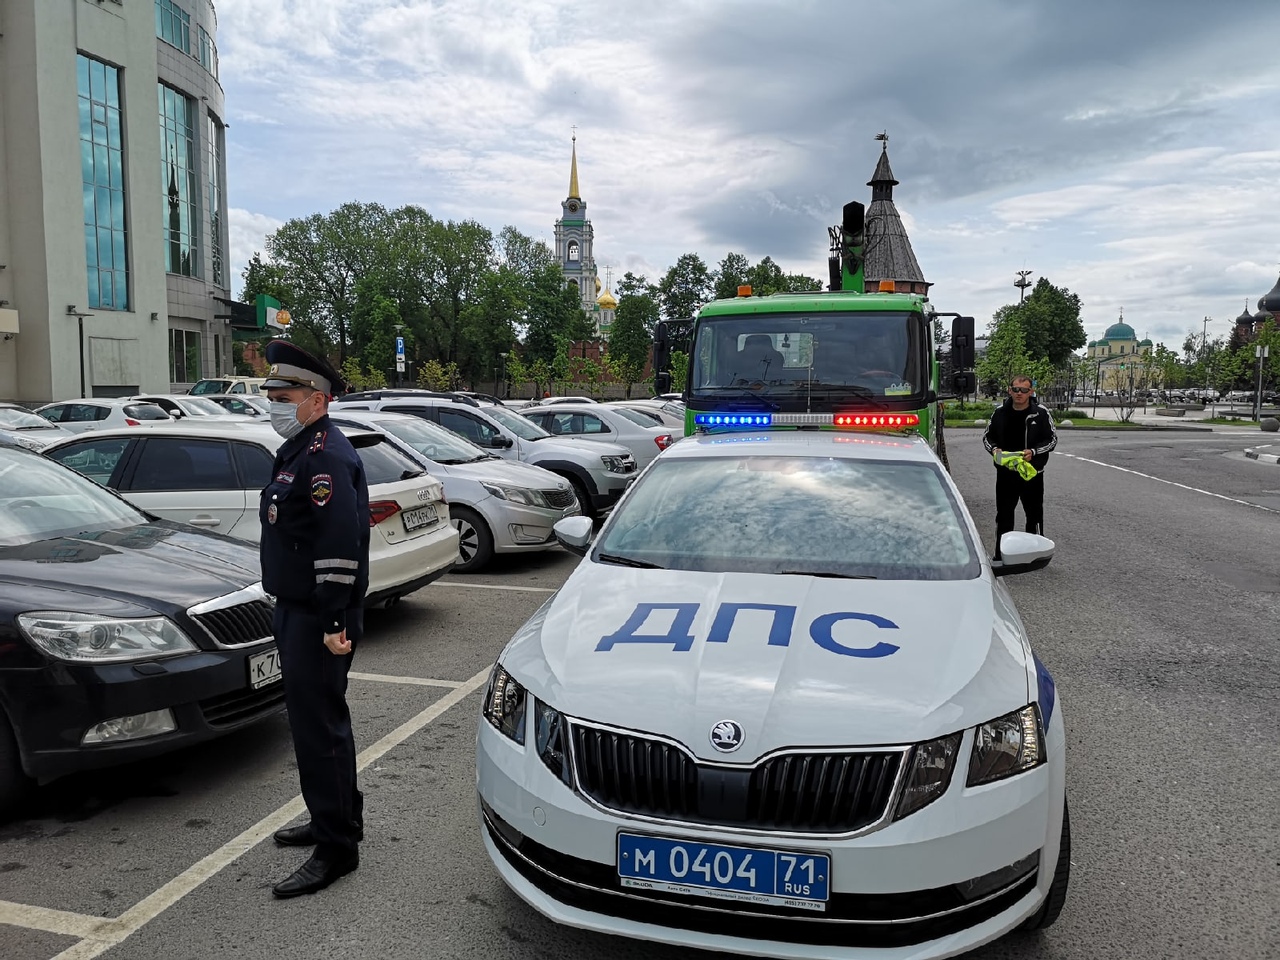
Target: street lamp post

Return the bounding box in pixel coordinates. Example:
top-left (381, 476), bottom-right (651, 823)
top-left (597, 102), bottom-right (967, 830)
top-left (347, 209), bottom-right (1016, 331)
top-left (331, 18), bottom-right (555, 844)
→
top-left (393, 324), bottom-right (406, 388)
top-left (1254, 344), bottom-right (1270, 422)
top-left (1201, 316), bottom-right (1213, 404)
top-left (1015, 270), bottom-right (1032, 303)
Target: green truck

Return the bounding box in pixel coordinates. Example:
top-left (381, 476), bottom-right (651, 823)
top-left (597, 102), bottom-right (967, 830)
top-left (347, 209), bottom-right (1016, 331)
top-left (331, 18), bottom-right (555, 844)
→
top-left (653, 201), bottom-right (977, 469)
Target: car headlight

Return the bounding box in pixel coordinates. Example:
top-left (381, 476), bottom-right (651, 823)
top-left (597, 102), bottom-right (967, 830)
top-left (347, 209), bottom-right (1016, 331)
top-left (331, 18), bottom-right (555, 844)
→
top-left (483, 663), bottom-right (527, 744)
top-left (600, 454), bottom-right (632, 473)
top-left (534, 700), bottom-right (573, 786)
top-left (967, 705), bottom-right (1044, 787)
top-left (481, 482), bottom-right (550, 508)
top-left (17, 612), bottom-right (197, 663)
top-left (894, 732), bottom-right (962, 820)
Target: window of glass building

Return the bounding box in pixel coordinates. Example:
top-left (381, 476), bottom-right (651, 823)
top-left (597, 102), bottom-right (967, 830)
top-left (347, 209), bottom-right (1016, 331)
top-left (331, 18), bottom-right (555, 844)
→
top-left (170, 328), bottom-right (202, 383)
top-left (77, 55), bottom-right (129, 311)
top-left (198, 26), bottom-right (219, 78)
top-left (159, 84), bottom-right (201, 277)
top-left (155, 0), bottom-right (191, 54)
top-left (207, 116), bottom-right (224, 287)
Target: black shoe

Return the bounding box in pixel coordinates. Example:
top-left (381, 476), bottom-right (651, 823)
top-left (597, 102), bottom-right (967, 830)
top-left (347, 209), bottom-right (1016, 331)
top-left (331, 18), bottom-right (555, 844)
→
top-left (271, 850), bottom-right (359, 898)
top-left (273, 822), bottom-right (364, 847)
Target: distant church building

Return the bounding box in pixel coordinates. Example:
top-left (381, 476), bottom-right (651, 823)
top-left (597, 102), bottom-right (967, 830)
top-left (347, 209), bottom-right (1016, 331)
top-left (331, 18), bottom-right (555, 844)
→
top-left (862, 137), bottom-right (931, 297)
top-left (1232, 273), bottom-right (1279, 342)
top-left (554, 135), bottom-right (616, 336)
top-left (1086, 310), bottom-right (1153, 390)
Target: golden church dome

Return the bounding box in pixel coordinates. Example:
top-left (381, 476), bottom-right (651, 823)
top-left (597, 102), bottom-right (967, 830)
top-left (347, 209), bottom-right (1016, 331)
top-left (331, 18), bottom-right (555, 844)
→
top-left (596, 289), bottom-right (618, 310)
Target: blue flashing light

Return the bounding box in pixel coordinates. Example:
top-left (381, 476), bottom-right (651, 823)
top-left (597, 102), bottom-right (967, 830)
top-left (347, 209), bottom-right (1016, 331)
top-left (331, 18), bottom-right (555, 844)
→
top-left (694, 413), bottom-right (772, 428)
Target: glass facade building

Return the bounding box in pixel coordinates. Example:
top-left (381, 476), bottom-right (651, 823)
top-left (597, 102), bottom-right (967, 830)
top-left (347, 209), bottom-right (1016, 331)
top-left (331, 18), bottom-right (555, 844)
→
top-left (77, 55), bottom-right (129, 311)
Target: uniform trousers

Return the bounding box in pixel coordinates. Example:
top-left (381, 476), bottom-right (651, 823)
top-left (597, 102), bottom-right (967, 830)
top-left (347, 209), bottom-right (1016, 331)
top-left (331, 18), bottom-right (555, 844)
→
top-left (994, 468), bottom-right (1045, 557)
top-left (274, 602), bottom-right (363, 857)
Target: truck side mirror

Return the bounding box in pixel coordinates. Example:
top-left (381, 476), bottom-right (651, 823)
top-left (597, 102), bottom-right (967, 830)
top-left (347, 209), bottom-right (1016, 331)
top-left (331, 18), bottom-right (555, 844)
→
top-left (950, 316), bottom-right (976, 371)
top-left (654, 372), bottom-right (672, 394)
top-left (952, 371), bottom-right (977, 394)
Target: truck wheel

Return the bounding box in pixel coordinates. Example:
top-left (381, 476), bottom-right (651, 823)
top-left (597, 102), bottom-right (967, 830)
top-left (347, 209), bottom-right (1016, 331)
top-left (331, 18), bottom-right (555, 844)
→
top-left (936, 416), bottom-right (950, 472)
top-left (450, 506), bottom-right (494, 573)
top-left (0, 709), bottom-right (32, 822)
top-left (1020, 800), bottom-right (1070, 932)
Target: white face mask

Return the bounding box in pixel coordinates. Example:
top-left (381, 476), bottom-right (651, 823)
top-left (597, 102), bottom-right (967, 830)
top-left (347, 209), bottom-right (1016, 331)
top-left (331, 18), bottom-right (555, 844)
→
top-left (270, 401), bottom-right (306, 439)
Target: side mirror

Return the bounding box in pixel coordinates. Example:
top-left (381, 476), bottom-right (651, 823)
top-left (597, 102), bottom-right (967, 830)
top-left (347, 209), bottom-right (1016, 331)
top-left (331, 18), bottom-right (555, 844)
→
top-left (654, 372), bottom-right (672, 394)
top-left (553, 515), bottom-right (594, 556)
top-left (992, 532), bottom-right (1055, 577)
top-left (493, 434), bottom-right (514, 449)
top-left (950, 316), bottom-right (976, 370)
top-left (952, 371), bottom-right (977, 395)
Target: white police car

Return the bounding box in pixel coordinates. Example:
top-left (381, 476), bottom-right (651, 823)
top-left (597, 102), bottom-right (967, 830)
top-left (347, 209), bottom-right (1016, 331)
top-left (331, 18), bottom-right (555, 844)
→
top-left (476, 431), bottom-right (1068, 959)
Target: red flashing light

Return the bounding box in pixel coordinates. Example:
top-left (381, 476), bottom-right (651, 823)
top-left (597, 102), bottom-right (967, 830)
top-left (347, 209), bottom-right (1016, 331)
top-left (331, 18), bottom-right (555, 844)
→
top-left (655, 434), bottom-right (673, 450)
top-left (833, 413), bottom-right (920, 429)
top-left (369, 500), bottom-right (402, 527)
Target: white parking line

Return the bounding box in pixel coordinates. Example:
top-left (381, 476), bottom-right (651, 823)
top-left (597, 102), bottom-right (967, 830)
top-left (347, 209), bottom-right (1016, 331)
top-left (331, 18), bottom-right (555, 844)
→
top-left (1059, 452), bottom-right (1280, 514)
top-left (44, 665), bottom-right (492, 960)
top-left (437, 580), bottom-right (556, 594)
top-left (0, 900), bottom-right (121, 940)
top-left (349, 671), bottom-right (463, 689)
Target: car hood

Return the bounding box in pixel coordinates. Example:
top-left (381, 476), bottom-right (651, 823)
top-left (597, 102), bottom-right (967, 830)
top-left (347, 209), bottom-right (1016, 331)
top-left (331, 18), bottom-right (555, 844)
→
top-left (445, 457), bottom-right (572, 490)
top-left (0, 521), bottom-right (260, 617)
top-left (522, 436), bottom-right (632, 459)
top-left (502, 567), bottom-right (1031, 758)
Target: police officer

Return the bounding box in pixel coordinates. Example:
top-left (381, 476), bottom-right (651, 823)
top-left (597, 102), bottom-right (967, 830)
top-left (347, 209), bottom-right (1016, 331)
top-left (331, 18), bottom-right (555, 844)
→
top-left (258, 340), bottom-right (370, 898)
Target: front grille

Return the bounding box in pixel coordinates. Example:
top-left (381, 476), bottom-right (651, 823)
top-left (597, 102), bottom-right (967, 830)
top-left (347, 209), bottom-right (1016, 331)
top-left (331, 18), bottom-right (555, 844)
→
top-left (191, 600), bottom-right (273, 648)
top-left (571, 725), bottom-right (901, 834)
top-left (199, 682), bottom-right (286, 727)
top-left (543, 488), bottom-right (576, 509)
top-left (619, 459), bottom-right (638, 474)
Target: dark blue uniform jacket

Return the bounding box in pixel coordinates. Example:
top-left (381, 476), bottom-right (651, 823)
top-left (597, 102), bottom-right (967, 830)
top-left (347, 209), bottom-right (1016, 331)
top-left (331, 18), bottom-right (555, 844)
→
top-left (259, 416), bottom-right (370, 634)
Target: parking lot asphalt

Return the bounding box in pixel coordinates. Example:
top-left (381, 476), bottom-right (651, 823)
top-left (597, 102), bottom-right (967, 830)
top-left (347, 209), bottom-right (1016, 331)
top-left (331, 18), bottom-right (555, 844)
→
top-left (2, 428), bottom-right (1278, 960)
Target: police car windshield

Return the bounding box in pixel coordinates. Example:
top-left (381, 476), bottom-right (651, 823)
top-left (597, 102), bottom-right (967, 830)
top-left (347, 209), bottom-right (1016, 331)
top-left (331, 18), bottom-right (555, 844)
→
top-left (594, 455), bottom-right (980, 580)
top-left (484, 405), bottom-right (550, 441)
top-left (689, 312), bottom-right (926, 402)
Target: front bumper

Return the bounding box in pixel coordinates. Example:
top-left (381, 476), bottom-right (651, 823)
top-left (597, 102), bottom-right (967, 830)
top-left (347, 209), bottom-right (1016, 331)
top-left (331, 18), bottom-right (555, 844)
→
top-left (485, 498), bottom-right (581, 555)
top-left (476, 707), bottom-right (1067, 959)
top-left (590, 472), bottom-right (636, 512)
top-left (2, 645), bottom-right (285, 782)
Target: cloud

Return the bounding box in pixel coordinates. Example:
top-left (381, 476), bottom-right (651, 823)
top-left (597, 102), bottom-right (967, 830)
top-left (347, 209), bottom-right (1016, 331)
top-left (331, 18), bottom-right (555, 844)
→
top-left (207, 0), bottom-right (1280, 352)
top-left (227, 208), bottom-right (284, 297)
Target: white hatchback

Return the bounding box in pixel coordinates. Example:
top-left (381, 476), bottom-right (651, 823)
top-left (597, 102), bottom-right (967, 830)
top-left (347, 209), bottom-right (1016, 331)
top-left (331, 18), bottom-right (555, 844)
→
top-left (520, 403), bottom-right (675, 471)
top-left (35, 398), bottom-right (172, 433)
top-left (44, 422), bottom-right (459, 607)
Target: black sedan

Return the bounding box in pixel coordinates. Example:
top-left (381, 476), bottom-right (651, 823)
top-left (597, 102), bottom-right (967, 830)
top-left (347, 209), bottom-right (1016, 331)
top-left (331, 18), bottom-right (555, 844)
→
top-left (0, 436), bottom-right (283, 819)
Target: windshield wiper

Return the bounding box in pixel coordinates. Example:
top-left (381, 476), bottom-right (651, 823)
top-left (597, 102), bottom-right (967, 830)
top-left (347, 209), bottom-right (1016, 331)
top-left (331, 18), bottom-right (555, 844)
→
top-left (596, 553), bottom-right (666, 570)
top-left (693, 389), bottom-right (780, 412)
top-left (804, 383), bottom-right (891, 409)
top-left (400, 469), bottom-right (427, 480)
top-left (779, 569), bottom-right (878, 579)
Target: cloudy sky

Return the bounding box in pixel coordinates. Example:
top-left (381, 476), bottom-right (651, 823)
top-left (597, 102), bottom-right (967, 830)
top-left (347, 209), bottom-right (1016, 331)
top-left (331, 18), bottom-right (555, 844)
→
top-left (216, 0), bottom-right (1280, 349)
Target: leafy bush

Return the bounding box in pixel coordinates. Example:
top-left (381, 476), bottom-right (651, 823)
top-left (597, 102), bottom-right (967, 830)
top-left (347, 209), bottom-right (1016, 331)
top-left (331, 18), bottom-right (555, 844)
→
top-left (1055, 409), bottom-right (1087, 421)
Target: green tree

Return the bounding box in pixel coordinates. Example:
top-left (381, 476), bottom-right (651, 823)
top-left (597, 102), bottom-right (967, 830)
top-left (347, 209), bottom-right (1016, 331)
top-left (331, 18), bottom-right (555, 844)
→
top-left (712, 252), bottom-right (751, 300)
top-left (523, 264), bottom-right (582, 365)
top-left (977, 313), bottom-right (1053, 395)
top-left (658, 253), bottom-right (713, 322)
top-left (1012, 278), bottom-right (1087, 367)
top-left (608, 290), bottom-right (656, 398)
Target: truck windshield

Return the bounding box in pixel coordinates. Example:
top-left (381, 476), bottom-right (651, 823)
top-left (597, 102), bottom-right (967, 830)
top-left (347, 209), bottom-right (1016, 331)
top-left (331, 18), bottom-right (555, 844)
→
top-left (689, 311), bottom-right (927, 404)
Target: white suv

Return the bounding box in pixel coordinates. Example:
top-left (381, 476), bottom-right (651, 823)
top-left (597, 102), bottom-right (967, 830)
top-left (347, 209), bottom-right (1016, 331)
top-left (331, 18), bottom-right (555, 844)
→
top-left (335, 392), bottom-right (637, 518)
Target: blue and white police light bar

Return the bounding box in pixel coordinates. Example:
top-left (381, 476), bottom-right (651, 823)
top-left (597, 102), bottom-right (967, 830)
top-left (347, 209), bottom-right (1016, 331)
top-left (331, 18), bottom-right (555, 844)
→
top-left (694, 413), bottom-right (772, 428)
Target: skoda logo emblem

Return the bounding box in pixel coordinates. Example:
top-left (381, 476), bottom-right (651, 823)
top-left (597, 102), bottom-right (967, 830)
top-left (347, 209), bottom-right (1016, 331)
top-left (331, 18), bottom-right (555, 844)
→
top-left (709, 720), bottom-right (744, 753)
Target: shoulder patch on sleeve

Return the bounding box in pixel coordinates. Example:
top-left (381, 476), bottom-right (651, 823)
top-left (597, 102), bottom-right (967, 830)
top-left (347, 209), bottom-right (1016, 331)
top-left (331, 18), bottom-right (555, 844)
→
top-left (311, 473), bottom-right (333, 506)
top-left (309, 430), bottom-right (327, 453)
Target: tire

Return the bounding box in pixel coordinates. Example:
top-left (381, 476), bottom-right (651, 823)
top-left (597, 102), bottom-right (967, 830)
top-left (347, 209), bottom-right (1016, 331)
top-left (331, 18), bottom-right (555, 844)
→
top-left (0, 709), bottom-right (32, 823)
top-left (1020, 799), bottom-right (1070, 932)
top-left (450, 506), bottom-right (494, 573)
top-left (561, 476), bottom-right (596, 521)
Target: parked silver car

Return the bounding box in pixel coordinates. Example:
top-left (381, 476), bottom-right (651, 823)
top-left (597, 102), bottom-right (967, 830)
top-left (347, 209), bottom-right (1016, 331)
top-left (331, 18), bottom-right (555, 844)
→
top-left (0, 403), bottom-right (77, 450)
top-left (521, 402), bottom-right (675, 471)
top-left (328, 410), bottom-right (580, 572)
top-left (35, 398), bottom-right (172, 433)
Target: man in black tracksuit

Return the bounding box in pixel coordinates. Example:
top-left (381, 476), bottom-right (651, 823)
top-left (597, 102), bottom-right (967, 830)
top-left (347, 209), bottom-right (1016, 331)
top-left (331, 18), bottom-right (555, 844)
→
top-left (982, 376), bottom-right (1058, 559)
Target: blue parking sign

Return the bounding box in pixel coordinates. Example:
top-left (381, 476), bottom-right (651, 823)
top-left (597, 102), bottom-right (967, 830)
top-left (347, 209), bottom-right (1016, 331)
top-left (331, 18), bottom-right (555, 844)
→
top-left (395, 336), bottom-right (405, 360)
